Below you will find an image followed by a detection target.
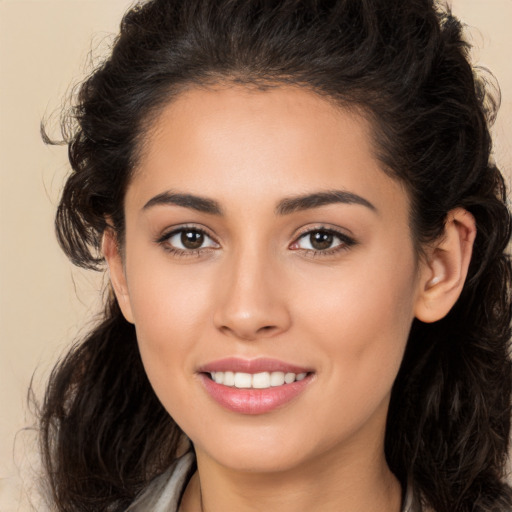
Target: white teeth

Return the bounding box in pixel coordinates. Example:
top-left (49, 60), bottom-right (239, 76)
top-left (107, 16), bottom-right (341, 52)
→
top-left (252, 372), bottom-right (270, 389)
top-left (209, 371), bottom-right (308, 389)
top-left (223, 371), bottom-right (235, 386)
top-left (270, 371), bottom-right (285, 386)
top-left (284, 372), bottom-right (295, 384)
top-left (234, 372), bottom-right (253, 388)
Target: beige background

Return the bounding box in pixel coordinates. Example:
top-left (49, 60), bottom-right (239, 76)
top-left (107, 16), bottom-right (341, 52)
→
top-left (1, 1), bottom-right (511, 510)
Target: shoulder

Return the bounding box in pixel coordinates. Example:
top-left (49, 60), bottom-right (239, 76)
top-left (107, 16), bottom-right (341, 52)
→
top-left (126, 451), bottom-right (196, 512)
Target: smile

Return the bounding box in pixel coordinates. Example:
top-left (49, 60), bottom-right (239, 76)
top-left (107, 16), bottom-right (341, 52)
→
top-left (198, 358), bottom-right (314, 414)
top-left (209, 371), bottom-right (308, 389)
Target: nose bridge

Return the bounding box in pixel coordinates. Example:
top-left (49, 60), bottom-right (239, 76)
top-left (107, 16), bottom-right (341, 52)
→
top-left (213, 240), bottom-right (290, 340)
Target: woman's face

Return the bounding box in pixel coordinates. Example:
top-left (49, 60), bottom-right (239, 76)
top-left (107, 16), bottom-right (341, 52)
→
top-left (114, 85), bottom-right (426, 474)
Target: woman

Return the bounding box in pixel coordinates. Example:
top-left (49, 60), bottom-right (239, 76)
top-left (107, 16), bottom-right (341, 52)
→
top-left (40, 0), bottom-right (512, 510)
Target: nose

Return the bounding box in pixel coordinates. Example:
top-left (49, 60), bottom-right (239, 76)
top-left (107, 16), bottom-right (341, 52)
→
top-left (213, 249), bottom-right (292, 341)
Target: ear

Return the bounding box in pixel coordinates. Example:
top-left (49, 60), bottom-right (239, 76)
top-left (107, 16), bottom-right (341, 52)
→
top-left (102, 227), bottom-right (134, 324)
top-left (414, 208), bottom-right (476, 323)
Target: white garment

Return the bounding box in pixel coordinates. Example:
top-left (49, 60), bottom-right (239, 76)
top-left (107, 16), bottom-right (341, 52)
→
top-left (126, 452), bottom-right (196, 512)
top-left (126, 451), bottom-right (421, 511)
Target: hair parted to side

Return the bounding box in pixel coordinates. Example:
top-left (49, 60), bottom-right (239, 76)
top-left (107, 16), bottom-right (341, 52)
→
top-left (40, 0), bottom-right (512, 510)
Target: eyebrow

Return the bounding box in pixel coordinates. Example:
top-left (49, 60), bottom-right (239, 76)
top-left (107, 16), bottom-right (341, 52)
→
top-left (276, 190), bottom-right (377, 215)
top-left (143, 192), bottom-right (223, 215)
top-left (142, 189), bottom-right (376, 216)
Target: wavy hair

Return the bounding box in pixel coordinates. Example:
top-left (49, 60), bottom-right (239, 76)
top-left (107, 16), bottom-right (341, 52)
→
top-left (40, 0), bottom-right (512, 510)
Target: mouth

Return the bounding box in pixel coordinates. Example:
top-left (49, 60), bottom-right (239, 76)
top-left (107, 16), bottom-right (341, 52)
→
top-left (198, 358), bottom-right (314, 414)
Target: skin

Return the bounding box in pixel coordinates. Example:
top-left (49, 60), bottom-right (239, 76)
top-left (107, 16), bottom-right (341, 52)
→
top-left (104, 85), bottom-right (476, 511)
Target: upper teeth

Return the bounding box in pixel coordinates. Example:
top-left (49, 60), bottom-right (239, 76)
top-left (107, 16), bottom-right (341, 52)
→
top-left (210, 371), bottom-right (307, 389)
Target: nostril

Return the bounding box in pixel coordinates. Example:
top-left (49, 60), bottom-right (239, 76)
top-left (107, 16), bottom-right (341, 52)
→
top-left (257, 325), bottom-right (278, 334)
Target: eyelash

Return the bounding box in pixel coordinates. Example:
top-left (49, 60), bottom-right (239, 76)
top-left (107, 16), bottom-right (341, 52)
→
top-left (291, 227), bottom-right (356, 257)
top-left (155, 225), bottom-right (356, 258)
top-left (156, 225), bottom-right (219, 258)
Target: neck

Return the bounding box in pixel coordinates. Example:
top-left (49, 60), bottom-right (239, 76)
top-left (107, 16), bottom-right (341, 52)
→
top-left (180, 439), bottom-right (402, 512)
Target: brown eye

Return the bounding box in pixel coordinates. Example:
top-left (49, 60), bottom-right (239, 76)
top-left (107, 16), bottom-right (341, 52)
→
top-left (164, 228), bottom-right (218, 252)
top-left (309, 231), bottom-right (334, 250)
top-left (292, 228), bottom-right (354, 253)
top-left (181, 230), bottom-right (204, 249)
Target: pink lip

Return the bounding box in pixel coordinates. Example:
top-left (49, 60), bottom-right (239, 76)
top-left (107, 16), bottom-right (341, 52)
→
top-left (197, 358), bottom-right (314, 415)
top-left (198, 357), bottom-right (311, 374)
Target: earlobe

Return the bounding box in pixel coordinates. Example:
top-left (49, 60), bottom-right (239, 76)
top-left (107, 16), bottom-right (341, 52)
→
top-left (102, 228), bottom-right (134, 324)
top-left (414, 208), bottom-right (476, 323)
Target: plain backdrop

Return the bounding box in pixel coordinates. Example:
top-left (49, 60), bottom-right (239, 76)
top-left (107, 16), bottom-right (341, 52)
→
top-left (1, 1), bottom-right (511, 510)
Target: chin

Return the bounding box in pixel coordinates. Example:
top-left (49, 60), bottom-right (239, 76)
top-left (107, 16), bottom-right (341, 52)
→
top-left (192, 424), bottom-right (329, 474)
top-left (210, 447), bottom-right (308, 474)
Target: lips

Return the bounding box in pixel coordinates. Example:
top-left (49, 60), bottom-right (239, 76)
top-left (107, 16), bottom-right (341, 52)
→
top-left (197, 358), bottom-right (313, 415)
top-left (198, 357), bottom-right (311, 374)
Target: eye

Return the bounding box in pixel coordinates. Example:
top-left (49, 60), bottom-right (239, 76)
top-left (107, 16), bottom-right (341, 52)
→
top-left (291, 228), bottom-right (354, 253)
top-left (161, 228), bottom-right (219, 252)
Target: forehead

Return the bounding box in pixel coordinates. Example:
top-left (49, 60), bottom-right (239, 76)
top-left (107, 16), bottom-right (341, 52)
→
top-left (128, 85), bottom-right (407, 218)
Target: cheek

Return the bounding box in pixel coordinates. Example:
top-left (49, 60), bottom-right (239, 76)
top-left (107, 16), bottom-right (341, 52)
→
top-left (124, 255), bottom-right (215, 381)
top-left (294, 244), bottom-right (418, 395)
top-left (125, 267), bottom-right (216, 432)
